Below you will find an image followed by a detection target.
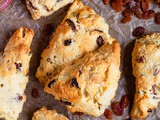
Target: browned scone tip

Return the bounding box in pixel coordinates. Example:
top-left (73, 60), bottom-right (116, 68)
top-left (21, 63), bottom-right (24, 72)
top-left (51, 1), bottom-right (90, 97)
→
top-left (131, 33), bottom-right (160, 119)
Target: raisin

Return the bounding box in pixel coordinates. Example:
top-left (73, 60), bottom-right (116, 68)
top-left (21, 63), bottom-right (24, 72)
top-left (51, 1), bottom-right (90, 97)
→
top-left (122, 8), bottom-right (133, 17)
top-left (64, 39), bottom-right (72, 46)
top-left (155, 12), bottom-right (160, 24)
top-left (111, 0), bottom-right (123, 12)
top-left (134, 8), bottom-right (142, 19)
top-left (31, 88), bottom-right (39, 98)
top-left (60, 100), bottom-right (72, 105)
top-left (120, 94), bottom-right (130, 109)
top-left (103, 0), bottom-right (109, 5)
top-left (147, 109), bottom-right (152, 112)
top-left (111, 101), bottom-right (123, 116)
top-left (70, 77), bottom-right (79, 88)
top-left (128, 0), bottom-right (136, 12)
top-left (141, 0), bottom-right (149, 12)
top-left (97, 36), bottom-right (105, 47)
top-left (14, 62), bottom-right (22, 72)
top-left (136, 56), bottom-right (145, 63)
top-left (43, 24), bottom-right (54, 36)
top-left (15, 94), bottom-right (23, 102)
top-left (66, 19), bottom-right (77, 31)
top-left (121, 16), bottom-right (131, 23)
top-left (104, 109), bottom-right (113, 119)
top-left (132, 27), bottom-right (145, 37)
top-left (48, 79), bottom-right (56, 88)
top-left (153, 68), bottom-right (159, 76)
top-left (122, 0), bottom-right (132, 6)
top-left (47, 58), bottom-right (51, 62)
top-left (73, 112), bottom-right (84, 115)
top-left (142, 10), bottom-right (155, 19)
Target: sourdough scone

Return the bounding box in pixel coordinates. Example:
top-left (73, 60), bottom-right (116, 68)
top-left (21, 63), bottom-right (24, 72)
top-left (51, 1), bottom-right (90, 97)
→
top-left (45, 41), bottom-right (121, 117)
top-left (131, 33), bottom-right (160, 119)
top-left (0, 27), bottom-right (34, 120)
top-left (26, 0), bottom-right (74, 20)
top-left (32, 107), bottom-right (68, 120)
top-left (36, 0), bottom-right (114, 84)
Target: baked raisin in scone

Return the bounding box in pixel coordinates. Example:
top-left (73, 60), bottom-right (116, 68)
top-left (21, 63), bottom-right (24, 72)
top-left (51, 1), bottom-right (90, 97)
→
top-left (26, 0), bottom-right (74, 20)
top-left (45, 41), bottom-right (121, 117)
top-left (36, 0), bottom-right (114, 84)
top-left (131, 33), bottom-right (160, 119)
top-left (0, 27), bottom-right (34, 120)
top-left (32, 107), bottom-right (68, 120)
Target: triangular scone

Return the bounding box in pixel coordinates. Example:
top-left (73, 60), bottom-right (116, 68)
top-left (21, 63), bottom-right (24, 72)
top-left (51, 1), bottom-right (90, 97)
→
top-left (26, 0), bottom-right (74, 20)
top-left (32, 107), bottom-right (68, 120)
top-left (0, 27), bottom-right (34, 120)
top-left (45, 41), bottom-right (120, 117)
top-left (131, 33), bottom-right (160, 119)
top-left (36, 0), bottom-right (114, 84)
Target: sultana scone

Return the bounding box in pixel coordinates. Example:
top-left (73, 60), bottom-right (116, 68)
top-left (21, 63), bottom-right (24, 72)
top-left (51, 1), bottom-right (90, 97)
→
top-left (26, 0), bottom-right (74, 20)
top-left (0, 27), bottom-right (34, 120)
top-left (131, 33), bottom-right (160, 119)
top-left (36, 0), bottom-right (114, 84)
top-left (44, 41), bottom-right (121, 117)
top-left (32, 107), bottom-right (68, 120)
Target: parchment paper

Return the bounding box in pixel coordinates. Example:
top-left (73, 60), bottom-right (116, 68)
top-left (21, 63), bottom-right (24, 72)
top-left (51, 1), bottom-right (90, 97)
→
top-left (0, 0), bottom-right (160, 120)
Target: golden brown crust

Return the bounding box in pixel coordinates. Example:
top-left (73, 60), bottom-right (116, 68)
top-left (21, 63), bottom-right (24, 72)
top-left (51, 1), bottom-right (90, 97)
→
top-left (32, 107), bottom-right (68, 120)
top-left (36, 0), bottom-right (114, 84)
top-left (0, 27), bottom-right (34, 120)
top-left (131, 33), bottom-right (160, 119)
top-left (45, 41), bottom-right (120, 117)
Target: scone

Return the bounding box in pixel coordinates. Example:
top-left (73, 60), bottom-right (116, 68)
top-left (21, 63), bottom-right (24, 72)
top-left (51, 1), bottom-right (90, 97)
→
top-left (26, 0), bottom-right (74, 20)
top-left (32, 107), bottom-right (68, 120)
top-left (131, 33), bottom-right (160, 119)
top-left (45, 41), bottom-right (121, 117)
top-left (36, 0), bottom-right (114, 84)
top-left (0, 27), bottom-right (34, 120)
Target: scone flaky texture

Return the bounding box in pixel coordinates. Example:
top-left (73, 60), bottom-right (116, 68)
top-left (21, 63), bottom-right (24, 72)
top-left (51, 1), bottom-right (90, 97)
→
top-left (131, 33), bottom-right (160, 119)
top-left (32, 107), bottom-right (68, 120)
top-left (45, 41), bottom-right (121, 117)
top-left (36, 0), bottom-right (114, 84)
top-left (0, 27), bottom-right (34, 120)
top-left (26, 0), bottom-right (74, 20)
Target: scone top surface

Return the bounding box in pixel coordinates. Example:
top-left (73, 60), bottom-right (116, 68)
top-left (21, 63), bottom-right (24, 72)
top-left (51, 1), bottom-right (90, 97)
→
top-left (45, 41), bottom-right (121, 117)
top-left (36, 0), bottom-right (114, 84)
top-left (26, 0), bottom-right (74, 20)
top-left (32, 107), bottom-right (68, 120)
top-left (131, 33), bottom-right (160, 119)
top-left (0, 27), bottom-right (34, 120)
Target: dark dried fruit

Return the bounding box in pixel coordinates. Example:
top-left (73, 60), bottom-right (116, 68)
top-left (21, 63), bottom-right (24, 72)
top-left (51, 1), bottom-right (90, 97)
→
top-left (48, 79), bottom-right (56, 88)
top-left (14, 62), bottom-right (22, 72)
top-left (104, 109), bottom-right (113, 119)
top-left (136, 56), bottom-right (145, 63)
top-left (134, 8), bottom-right (142, 19)
top-left (97, 36), bottom-right (105, 47)
top-left (142, 10), bottom-right (155, 19)
top-left (103, 0), bottom-right (109, 5)
top-left (147, 109), bottom-right (152, 112)
top-left (132, 27), bottom-right (145, 37)
top-left (111, 101), bottom-right (123, 116)
top-left (60, 100), bottom-right (72, 105)
top-left (71, 77), bottom-right (79, 88)
top-left (43, 24), bottom-right (54, 36)
top-left (120, 94), bottom-right (130, 109)
top-left (122, 0), bottom-right (132, 6)
top-left (15, 94), bottom-right (23, 102)
top-left (122, 8), bottom-right (133, 17)
top-left (31, 88), bottom-right (39, 98)
top-left (128, 0), bottom-right (136, 12)
top-left (141, 0), bottom-right (149, 12)
top-left (66, 19), bottom-right (77, 31)
top-left (121, 16), bottom-right (131, 23)
top-left (155, 12), bottom-right (160, 24)
top-left (153, 68), bottom-right (159, 76)
top-left (47, 58), bottom-right (51, 62)
top-left (64, 39), bottom-right (72, 46)
top-left (111, 0), bottom-right (123, 12)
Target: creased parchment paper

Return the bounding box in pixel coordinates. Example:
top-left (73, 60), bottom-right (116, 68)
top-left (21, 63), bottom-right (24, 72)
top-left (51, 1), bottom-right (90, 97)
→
top-left (0, 0), bottom-right (160, 120)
